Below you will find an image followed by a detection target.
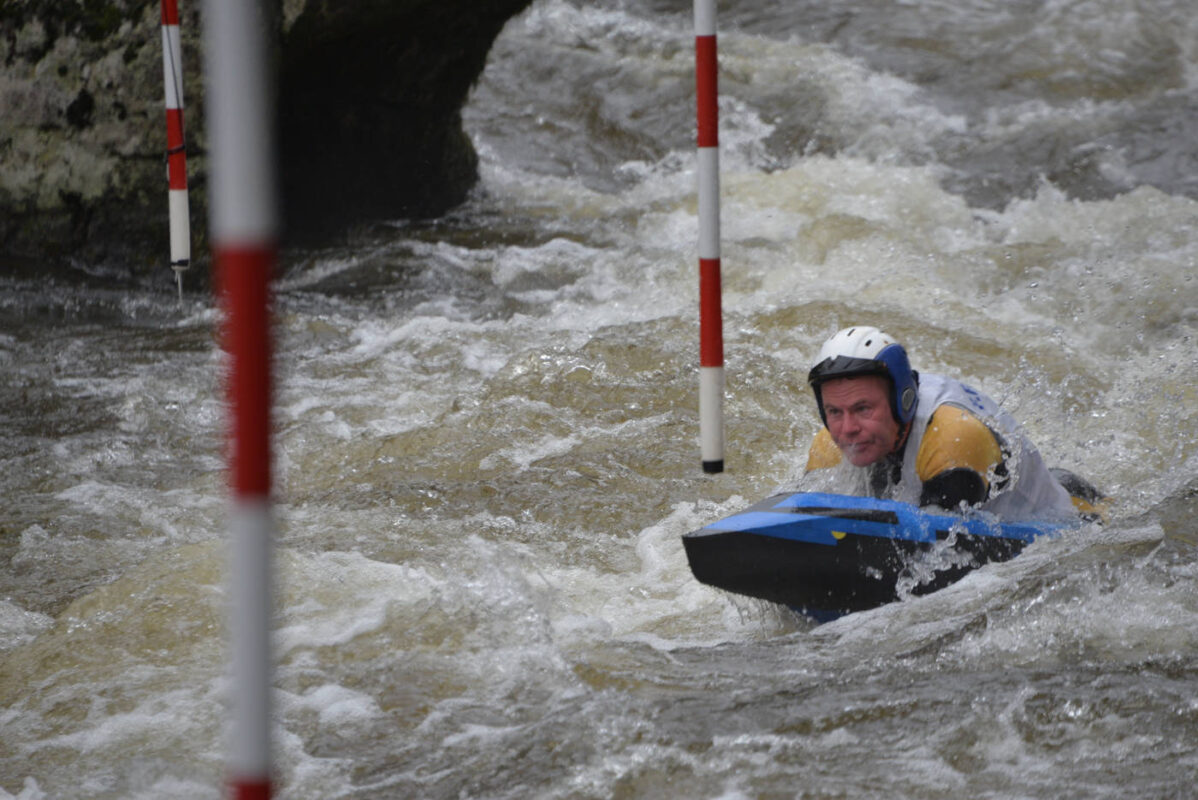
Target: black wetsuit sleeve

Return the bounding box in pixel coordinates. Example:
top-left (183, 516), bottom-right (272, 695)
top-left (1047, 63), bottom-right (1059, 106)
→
top-left (920, 468), bottom-right (988, 510)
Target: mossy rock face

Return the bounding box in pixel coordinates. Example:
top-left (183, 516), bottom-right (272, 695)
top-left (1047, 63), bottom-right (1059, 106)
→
top-left (0, 0), bottom-right (533, 274)
top-left (0, 0), bottom-right (179, 272)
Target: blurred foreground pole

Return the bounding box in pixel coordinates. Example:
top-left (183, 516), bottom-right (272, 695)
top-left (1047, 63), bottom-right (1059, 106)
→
top-left (201, 0), bottom-right (277, 797)
top-left (695, 0), bottom-right (725, 473)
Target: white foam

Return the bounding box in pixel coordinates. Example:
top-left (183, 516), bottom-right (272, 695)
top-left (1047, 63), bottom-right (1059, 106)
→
top-left (478, 432), bottom-right (581, 471)
top-left (0, 600), bottom-right (53, 652)
top-left (295, 683), bottom-right (383, 729)
top-left (273, 550), bottom-right (442, 657)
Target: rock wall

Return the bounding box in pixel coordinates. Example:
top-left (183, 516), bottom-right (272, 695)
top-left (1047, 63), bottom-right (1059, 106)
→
top-left (0, 0), bottom-right (532, 274)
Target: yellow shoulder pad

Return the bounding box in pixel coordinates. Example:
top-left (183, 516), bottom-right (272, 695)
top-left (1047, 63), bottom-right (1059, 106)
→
top-left (915, 405), bottom-right (1003, 488)
top-left (806, 427), bottom-right (843, 471)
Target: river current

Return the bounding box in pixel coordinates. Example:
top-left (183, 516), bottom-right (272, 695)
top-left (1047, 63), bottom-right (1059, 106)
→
top-left (2, 0), bottom-right (1196, 797)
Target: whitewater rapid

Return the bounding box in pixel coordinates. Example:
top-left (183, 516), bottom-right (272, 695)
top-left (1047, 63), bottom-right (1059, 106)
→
top-left (2, 1), bottom-right (1196, 798)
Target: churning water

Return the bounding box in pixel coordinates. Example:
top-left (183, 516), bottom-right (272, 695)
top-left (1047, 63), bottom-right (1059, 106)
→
top-left (2, 0), bottom-right (1196, 797)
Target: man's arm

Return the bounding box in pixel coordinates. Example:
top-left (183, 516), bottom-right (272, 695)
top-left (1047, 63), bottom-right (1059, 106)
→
top-left (915, 405), bottom-right (1004, 510)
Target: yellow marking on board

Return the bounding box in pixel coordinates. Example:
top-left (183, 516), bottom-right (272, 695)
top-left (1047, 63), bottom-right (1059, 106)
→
top-left (832, 530), bottom-right (847, 540)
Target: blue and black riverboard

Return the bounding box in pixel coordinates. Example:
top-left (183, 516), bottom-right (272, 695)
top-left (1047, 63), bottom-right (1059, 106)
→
top-left (682, 492), bottom-right (1072, 620)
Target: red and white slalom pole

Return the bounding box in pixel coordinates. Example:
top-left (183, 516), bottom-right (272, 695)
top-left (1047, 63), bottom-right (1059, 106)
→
top-left (201, 0), bottom-right (277, 797)
top-left (695, 0), bottom-right (724, 474)
top-left (160, 0), bottom-right (190, 301)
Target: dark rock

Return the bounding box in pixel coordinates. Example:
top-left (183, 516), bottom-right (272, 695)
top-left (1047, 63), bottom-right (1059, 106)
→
top-left (278, 0), bottom-right (533, 242)
top-left (65, 88), bottom-right (95, 129)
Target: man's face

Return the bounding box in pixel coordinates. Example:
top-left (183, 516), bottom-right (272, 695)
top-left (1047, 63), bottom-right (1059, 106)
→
top-left (820, 375), bottom-right (901, 467)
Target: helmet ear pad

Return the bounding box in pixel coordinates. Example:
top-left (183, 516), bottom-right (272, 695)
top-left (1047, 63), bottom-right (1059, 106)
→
top-left (875, 343), bottom-right (918, 425)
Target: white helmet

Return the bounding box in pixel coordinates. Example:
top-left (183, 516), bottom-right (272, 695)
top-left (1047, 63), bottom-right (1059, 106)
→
top-left (807, 326), bottom-right (919, 425)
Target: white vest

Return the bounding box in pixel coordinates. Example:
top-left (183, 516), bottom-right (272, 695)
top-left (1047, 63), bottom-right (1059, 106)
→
top-left (896, 374), bottom-right (1076, 520)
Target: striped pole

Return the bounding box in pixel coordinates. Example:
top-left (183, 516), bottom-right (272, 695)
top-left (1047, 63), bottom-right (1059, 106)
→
top-left (695, 0), bottom-right (724, 473)
top-left (201, 0), bottom-right (277, 797)
top-left (160, 0), bottom-right (190, 302)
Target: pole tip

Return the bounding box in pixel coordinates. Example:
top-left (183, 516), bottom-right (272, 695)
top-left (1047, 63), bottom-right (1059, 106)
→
top-left (702, 460), bottom-right (724, 474)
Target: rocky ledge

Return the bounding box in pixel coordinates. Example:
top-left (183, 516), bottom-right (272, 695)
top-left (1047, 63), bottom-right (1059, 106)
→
top-left (0, 0), bottom-right (532, 275)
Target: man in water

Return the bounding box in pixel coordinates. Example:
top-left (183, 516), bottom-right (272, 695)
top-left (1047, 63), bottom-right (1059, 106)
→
top-left (804, 325), bottom-right (1096, 519)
